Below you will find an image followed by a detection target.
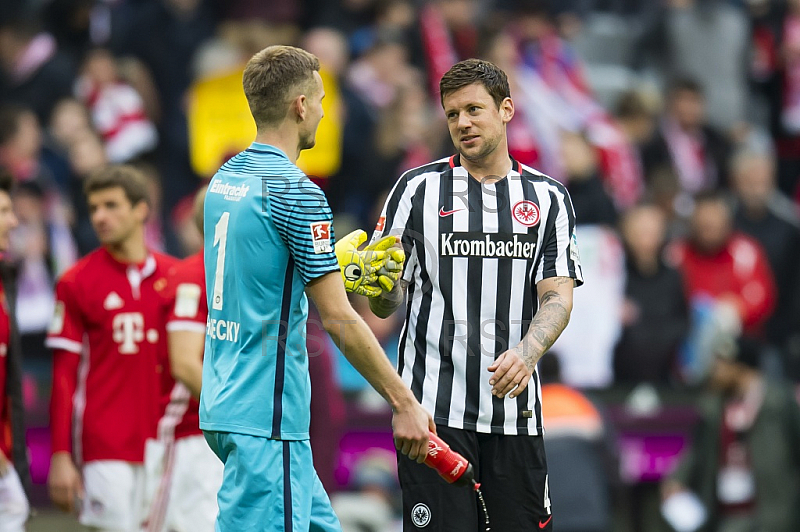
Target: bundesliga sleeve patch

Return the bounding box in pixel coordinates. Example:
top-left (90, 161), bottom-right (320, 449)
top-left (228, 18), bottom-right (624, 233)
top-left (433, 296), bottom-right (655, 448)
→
top-left (570, 232), bottom-right (581, 263)
top-left (49, 301), bottom-right (66, 334)
top-left (174, 283), bottom-right (202, 318)
top-left (310, 221), bottom-right (333, 254)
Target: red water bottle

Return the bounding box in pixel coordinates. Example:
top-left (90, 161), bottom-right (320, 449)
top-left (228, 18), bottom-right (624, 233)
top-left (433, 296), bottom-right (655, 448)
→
top-left (423, 432), bottom-right (475, 487)
top-left (423, 433), bottom-right (492, 530)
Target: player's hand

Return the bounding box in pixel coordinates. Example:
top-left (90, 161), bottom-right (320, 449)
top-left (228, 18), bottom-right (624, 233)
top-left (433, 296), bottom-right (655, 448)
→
top-left (335, 231), bottom-right (405, 298)
top-left (488, 349), bottom-right (532, 399)
top-left (48, 452), bottom-right (84, 513)
top-left (365, 236), bottom-right (405, 293)
top-left (392, 397), bottom-right (435, 463)
top-left (335, 230), bottom-right (381, 297)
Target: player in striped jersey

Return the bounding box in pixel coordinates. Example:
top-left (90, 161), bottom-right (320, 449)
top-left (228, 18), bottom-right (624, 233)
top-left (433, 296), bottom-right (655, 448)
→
top-left (369, 59), bottom-right (584, 531)
top-left (200, 45), bottom-right (432, 532)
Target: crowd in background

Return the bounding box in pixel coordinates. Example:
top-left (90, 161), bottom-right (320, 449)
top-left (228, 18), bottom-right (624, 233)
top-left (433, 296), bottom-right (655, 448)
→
top-left (2, 0), bottom-right (800, 531)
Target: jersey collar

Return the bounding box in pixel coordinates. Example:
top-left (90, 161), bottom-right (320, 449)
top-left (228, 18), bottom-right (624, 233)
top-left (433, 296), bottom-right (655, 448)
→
top-left (246, 142), bottom-right (290, 161)
top-left (448, 153), bottom-right (523, 176)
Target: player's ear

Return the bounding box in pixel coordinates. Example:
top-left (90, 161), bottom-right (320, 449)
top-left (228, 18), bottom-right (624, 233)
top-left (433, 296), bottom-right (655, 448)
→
top-left (501, 97), bottom-right (514, 124)
top-left (133, 200), bottom-right (150, 223)
top-left (293, 94), bottom-right (307, 122)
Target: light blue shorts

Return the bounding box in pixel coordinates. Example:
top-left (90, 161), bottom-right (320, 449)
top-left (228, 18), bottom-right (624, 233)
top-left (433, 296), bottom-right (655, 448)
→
top-left (204, 431), bottom-right (341, 532)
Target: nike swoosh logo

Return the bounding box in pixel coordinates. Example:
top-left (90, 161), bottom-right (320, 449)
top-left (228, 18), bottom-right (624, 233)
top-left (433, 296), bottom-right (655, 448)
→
top-left (439, 207), bottom-right (464, 217)
top-left (539, 516), bottom-right (552, 528)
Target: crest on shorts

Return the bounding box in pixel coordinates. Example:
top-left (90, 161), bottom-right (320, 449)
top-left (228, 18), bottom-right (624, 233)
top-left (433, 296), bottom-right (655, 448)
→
top-left (512, 200), bottom-right (540, 227)
top-left (412, 503), bottom-right (431, 528)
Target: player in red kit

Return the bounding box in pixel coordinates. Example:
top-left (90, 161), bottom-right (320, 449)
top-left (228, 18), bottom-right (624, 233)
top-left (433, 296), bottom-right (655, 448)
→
top-left (46, 165), bottom-right (178, 530)
top-left (144, 188), bottom-right (222, 532)
top-left (0, 171), bottom-right (30, 532)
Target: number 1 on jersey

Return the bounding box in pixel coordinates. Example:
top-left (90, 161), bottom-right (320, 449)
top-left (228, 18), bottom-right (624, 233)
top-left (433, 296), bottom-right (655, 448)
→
top-left (212, 212), bottom-right (230, 310)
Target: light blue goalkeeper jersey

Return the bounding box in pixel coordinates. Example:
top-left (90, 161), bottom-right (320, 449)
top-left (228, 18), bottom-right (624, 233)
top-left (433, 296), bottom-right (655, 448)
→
top-left (200, 142), bottom-right (339, 440)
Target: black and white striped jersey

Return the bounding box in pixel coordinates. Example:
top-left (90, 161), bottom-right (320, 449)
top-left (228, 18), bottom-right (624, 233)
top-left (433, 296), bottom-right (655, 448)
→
top-left (371, 154), bottom-right (584, 435)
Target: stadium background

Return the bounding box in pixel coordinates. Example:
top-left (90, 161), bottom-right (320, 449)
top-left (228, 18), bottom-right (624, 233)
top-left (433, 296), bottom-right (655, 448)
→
top-left (2, 0), bottom-right (800, 530)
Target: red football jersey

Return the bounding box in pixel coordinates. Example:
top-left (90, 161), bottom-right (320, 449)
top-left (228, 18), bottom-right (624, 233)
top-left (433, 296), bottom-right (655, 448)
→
top-left (46, 248), bottom-right (178, 463)
top-left (0, 277), bottom-right (11, 460)
top-left (157, 250), bottom-right (205, 441)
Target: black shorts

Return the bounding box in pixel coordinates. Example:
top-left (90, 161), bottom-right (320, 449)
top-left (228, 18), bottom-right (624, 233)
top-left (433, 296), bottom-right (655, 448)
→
top-left (397, 426), bottom-right (553, 531)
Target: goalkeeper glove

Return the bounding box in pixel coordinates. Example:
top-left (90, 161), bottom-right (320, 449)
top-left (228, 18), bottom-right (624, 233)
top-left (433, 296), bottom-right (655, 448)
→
top-left (334, 230), bottom-right (405, 297)
top-left (367, 236), bottom-right (405, 293)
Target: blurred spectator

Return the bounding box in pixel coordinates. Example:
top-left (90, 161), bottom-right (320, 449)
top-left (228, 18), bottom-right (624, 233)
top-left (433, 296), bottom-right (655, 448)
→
top-left (48, 97), bottom-right (92, 151)
top-left (673, 191), bottom-right (776, 337)
top-left (670, 191), bottom-right (776, 382)
top-left (0, 14), bottom-right (76, 124)
top-left (731, 148), bottom-right (800, 349)
top-left (752, 0), bottom-right (800, 198)
top-left (334, 30), bottom-right (424, 225)
top-left (561, 130), bottom-right (617, 226)
top-left (540, 354), bottom-right (615, 532)
top-left (375, 71), bottom-right (447, 177)
top-left (649, 0), bottom-right (749, 132)
top-left (614, 203), bottom-right (688, 385)
top-left (614, 89), bottom-right (658, 171)
top-left (66, 128), bottom-right (106, 254)
top-left (642, 79), bottom-right (732, 217)
top-left (75, 48), bottom-right (158, 163)
top-left (508, 1), bottom-right (643, 208)
top-left (111, 0), bottom-right (216, 213)
top-left (0, 104), bottom-right (62, 185)
top-left (645, 165), bottom-right (687, 237)
top-left (8, 180), bottom-right (76, 360)
top-left (349, 0), bottom-right (425, 69)
top-left (419, 0), bottom-right (479, 97)
top-left (661, 338), bottom-right (800, 532)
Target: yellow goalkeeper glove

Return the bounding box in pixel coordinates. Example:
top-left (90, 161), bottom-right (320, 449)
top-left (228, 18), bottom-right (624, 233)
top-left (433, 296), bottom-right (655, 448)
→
top-left (368, 237), bottom-right (405, 293)
top-left (335, 230), bottom-right (406, 297)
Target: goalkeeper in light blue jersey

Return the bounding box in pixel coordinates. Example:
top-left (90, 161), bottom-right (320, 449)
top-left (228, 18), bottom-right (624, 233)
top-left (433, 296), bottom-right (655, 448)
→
top-left (201, 45), bottom-right (434, 532)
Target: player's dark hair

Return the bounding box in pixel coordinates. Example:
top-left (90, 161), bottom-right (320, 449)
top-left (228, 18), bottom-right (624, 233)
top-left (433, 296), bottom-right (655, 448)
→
top-left (439, 59), bottom-right (510, 109)
top-left (83, 165), bottom-right (150, 208)
top-left (242, 45), bottom-right (320, 128)
top-left (0, 169), bottom-right (14, 196)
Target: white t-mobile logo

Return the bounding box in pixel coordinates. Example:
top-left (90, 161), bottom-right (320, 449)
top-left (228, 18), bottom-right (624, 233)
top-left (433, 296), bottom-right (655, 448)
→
top-left (113, 312), bottom-right (144, 354)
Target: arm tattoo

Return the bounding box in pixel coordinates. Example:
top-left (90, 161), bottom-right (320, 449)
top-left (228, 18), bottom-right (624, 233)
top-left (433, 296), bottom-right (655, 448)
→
top-left (517, 288), bottom-right (570, 371)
